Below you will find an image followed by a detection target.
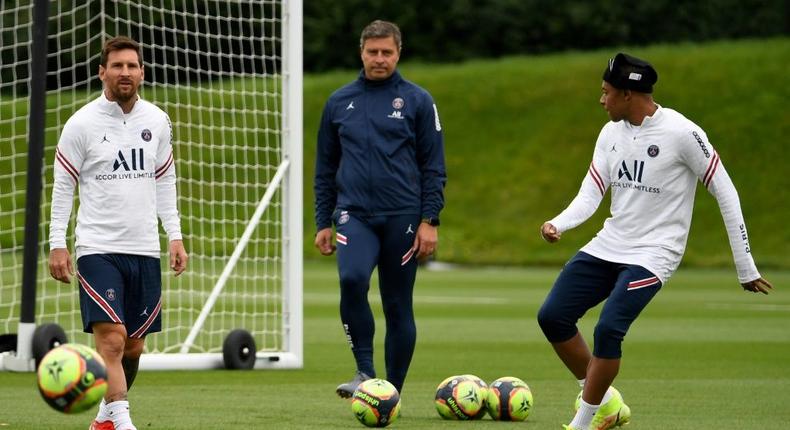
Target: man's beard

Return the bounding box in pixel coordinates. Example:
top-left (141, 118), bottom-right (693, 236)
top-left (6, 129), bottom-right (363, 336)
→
top-left (108, 83), bottom-right (137, 103)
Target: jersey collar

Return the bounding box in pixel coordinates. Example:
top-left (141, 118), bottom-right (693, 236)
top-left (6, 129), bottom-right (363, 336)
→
top-left (98, 90), bottom-right (141, 116)
top-left (627, 104), bottom-right (664, 130)
top-left (641, 103), bottom-right (663, 126)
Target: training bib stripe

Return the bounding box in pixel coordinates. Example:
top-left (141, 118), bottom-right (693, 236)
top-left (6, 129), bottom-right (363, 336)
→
top-left (55, 147), bottom-right (79, 183)
top-left (589, 162), bottom-right (605, 195)
top-left (336, 232), bottom-right (348, 245)
top-left (703, 151), bottom-right (720, 188)
top-left (77, 272), bottom-right (123, 323)
top-left (627, 276), bottom-right (659, 290)
top-left (129, 299), bottom-right (162, 339)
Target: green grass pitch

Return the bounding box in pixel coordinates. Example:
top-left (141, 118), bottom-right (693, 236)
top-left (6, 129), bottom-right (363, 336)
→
top-left (1, 261), bottom-right (788, 429)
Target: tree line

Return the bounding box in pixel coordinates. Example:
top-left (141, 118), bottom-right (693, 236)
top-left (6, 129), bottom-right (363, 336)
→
top-left (304, 0), bottom-right (787, 71)
top-left (1, 0), bottom-right (786, 92)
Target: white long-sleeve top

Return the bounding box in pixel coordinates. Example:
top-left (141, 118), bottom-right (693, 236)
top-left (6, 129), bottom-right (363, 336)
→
top-left (49, 92), bottom-right (182, 259)
top-left (549, 106), bottom-right (759, 283)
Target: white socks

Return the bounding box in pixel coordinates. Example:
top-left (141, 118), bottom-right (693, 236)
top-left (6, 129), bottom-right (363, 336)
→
top-left (105, 400), bottom-right (137, 430)
top-left (570, 398), bottom-right (599, 429)
top-left (95, 398), bottom-right (111, 421)
top-left (571, 380), bottom-right (615, 429)
top-left (577, 379), bottom-right (614, 404)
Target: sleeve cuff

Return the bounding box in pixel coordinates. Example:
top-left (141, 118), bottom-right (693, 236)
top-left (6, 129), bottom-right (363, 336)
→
top-left (49, 240), bottom-right (67, 250)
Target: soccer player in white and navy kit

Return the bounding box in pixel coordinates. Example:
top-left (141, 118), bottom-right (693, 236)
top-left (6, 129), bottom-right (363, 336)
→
top-left (48, 36), bottom-right (187, 430)
top-left (537, 53), bottom-right (773, 430)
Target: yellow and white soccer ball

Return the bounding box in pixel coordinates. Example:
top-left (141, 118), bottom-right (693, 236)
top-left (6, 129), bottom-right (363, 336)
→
top-left (435, 375), bottom-right (485, 420)
top-left (486, 376), bottom-right (533, 421)
top-left (37, 343), bottom-right (108, 414)
top-left (351, 378), bottom-right (401, 427)
top-left (461, 374), bottom-right (489, 419)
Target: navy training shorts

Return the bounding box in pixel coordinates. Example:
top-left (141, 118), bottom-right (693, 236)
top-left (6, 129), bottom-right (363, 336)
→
top-left (76, 253), bottom-right (162, 338)
top-left (537, 251), bottom-right (662, 358)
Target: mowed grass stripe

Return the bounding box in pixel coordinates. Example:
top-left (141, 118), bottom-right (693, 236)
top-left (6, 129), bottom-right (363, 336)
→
top-left (1, 261), bottom-right (787, 429)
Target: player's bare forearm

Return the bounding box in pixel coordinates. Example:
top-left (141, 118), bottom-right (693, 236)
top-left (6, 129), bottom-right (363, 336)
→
top-left (741, 277), bottom-right (773, 295)
top-left (169, 239), bottom-right (188, 276)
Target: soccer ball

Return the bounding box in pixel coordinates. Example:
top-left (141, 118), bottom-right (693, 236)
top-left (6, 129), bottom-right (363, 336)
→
top-left (351, 378), bottom-right (401, 427)
top-left (486, 376), bottom-right (533, 421)
top-left (435, 375), bottom-right (485, 420)
top-left (460, 374), bottom-right (489, 419)
top-left (37, 343), bottom-right (108, 414)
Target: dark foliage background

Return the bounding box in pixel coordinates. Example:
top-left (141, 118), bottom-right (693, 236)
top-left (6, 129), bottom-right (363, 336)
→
top-left (304, 0), bottom-right (788, 72)
top-left (2, 0), bottom-right (786, 92)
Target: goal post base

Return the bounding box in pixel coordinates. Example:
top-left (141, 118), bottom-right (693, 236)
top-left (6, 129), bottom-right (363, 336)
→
top-left (140, 352), bottom-right (303, 371)
top-left (0, 352), bottom-right (35, 372)
top-left (1, 351), bottom-right (303, 372)
top-left (0, 322), bottom-right (37, 371)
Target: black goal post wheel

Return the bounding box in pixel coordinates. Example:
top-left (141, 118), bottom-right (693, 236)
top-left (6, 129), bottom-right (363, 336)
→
top-left (222, 329), bottom-right (257, 370)
top-left (32, 323), bottom-right (68, 368)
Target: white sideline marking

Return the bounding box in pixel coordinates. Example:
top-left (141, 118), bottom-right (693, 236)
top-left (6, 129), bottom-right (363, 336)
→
top-left (305, 293), bottom-right (509, 305)
top-left (416, 295), bottom-right (510, 305)
top-left (705, 303), bottom-right (790, 312)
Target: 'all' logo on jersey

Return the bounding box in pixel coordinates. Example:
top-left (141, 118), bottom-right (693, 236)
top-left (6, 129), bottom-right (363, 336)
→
top-left (113, 148), bottom-right (145, 172)
top-left (618, 160), bottom-right (645, 183)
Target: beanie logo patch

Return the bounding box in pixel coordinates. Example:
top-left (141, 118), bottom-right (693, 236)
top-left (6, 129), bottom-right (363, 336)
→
top-left (628, 72), bottom-right (642, 81)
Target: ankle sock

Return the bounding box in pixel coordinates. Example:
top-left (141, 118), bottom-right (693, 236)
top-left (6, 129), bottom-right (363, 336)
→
top-left (570, 398), bottom-right (599, 429)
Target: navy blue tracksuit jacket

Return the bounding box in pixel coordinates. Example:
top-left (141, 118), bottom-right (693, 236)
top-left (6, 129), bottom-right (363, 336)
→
top-left (314, 70), bottom-right (446, 230)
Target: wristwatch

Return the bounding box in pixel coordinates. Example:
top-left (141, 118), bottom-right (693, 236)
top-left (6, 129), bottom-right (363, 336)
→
top-left (421, 217), bottom-right (440, 227)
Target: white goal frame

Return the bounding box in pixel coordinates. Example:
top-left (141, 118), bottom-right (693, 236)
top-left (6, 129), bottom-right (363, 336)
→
top-left (0, 0), bottom-right (303, 372)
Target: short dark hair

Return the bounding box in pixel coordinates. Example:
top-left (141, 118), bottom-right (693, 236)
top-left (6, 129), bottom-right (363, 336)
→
top-left (100, 36), bottom-right (142, 67)
top-left (359, 20), bottom-right (402, 50)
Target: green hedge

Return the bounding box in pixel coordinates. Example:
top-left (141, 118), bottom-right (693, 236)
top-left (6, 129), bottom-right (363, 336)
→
top-left (303, 38), bottom-right (790, 269)
top-left (304, 0), bottom-right (787, 72)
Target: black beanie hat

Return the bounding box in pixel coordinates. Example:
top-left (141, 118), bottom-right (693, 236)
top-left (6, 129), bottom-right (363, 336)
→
top-left (602, 53), bottom-right (658, 93)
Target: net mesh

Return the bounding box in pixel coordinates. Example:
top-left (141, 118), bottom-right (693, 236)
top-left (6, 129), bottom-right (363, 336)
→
top-left (1, 0), bottom-right (287, 355)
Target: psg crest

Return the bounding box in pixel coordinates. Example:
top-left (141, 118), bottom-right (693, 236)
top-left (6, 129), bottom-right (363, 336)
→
top-left (647, 145), bottom-right (659, 157)
top-left (392, 97), bottom-right (404, 110)
top-left (141, 129), bottom-right (152, 142)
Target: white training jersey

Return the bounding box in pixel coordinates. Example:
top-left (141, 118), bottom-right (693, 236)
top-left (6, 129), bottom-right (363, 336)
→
top-left (549, 106), bottom-right (759, 283)
top-left (49, 92), bottom-right (182, 259)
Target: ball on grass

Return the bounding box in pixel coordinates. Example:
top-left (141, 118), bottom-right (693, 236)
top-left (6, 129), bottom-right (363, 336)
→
top-left (351, 378), bottom-right (401, 427)
top-left (37, 343), bottom-right (108, 414)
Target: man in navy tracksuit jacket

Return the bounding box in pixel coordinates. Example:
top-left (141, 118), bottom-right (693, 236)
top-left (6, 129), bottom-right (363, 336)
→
top-left (314, 20), bottom-right (446, 397)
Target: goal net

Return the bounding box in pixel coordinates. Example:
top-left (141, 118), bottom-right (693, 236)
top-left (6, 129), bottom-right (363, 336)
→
top-left (0, 0), bottom-right (302, 370)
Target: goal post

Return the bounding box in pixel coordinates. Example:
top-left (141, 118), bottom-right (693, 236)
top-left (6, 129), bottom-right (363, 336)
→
top-left (0, 0), bottom-right (303, 371)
